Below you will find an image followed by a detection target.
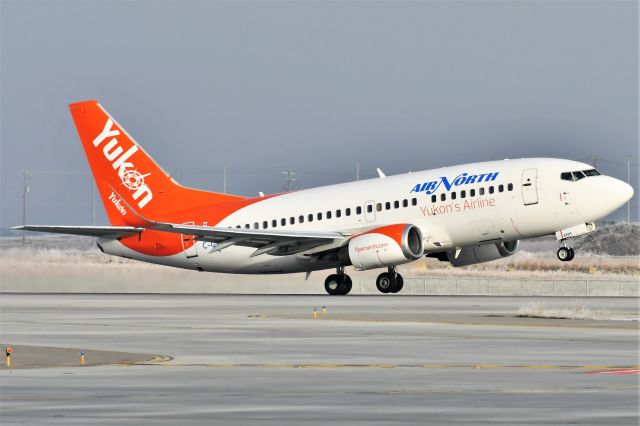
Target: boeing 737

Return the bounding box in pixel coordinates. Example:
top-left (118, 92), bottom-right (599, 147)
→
top-left (15, 101), bottom-right (634, 295)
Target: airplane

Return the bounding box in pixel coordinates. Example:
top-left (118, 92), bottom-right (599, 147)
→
top-left (14, 100), bottom-right (634, 295)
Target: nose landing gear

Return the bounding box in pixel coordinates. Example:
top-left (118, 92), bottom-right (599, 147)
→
top-left (324, 266), bottom-right (352, 295)
top-left (376, 266), bottom-right (404, 294)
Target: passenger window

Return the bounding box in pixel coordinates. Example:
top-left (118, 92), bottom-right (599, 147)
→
top-left (254, 222), bottom-right (259, 229)
top-left (317, 212), bottom-right (323, 221)
top-left (262, 221), bottom-right (268, 229)
top-left (308, 214), bottom-right (313, 222)
top-left (402, 199), bottom-right (408, 207)
top-left (451, 192), bottom-right (457, 200)
top-left (366, 204), bottom-right (373, 213)
top-left (290, 217), bottom-right (295, 225)
top-left (356, 206), bottom-right (362, 215)
top-left (440, 193), bottom-right (446, 201)
top-left (394, 201), bottom-right (399, 209)
top-left (507, 183), bottom-right (513, 191)
top-left (385, 202), bottom-right (391, 210)
top-left (479, 188), bottom-right (485, 196)
top-left (245, 224), bottom-right (250, 229)
top-left (461, 190), bottom-right (466, 198)
top-left (489, 186), bottom-right (494, 194)
top-left (376, 203), bottom-right (382, 212)
top-left (346, 208), bottom-right (351, 216)
top-left (470, 189), bottom-right (475, 197)
top-left (299, 215), bottom-right (304, 223)
top-left (236, 225), bottom-right (241, 228)
top-left (498, 184), bottom-right (504, 192)
top-left (272, 220), bottom-right (277, 228)
top-left (336, 210), bottom-right (341, 218)
top-left (281, 218), bottom-right (286, 226)
top-left (431, 195), bottom-right (436, 203)
top-left (327, 211), bottom-right (332, 219)
top-left (411, 198), bottom-right (417, 206)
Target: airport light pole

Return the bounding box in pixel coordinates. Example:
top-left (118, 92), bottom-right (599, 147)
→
top-left (627, 155), bottom-right (632, 223)
top-left (223, 161), bottom-right (228, 194)
top-left (590, 155), bottom-right (603, 170)
top-left (22, 170), bottom-right (30, 245)
top-left (282, 170), bottom-right (296, 192)
top-left (91, 183), bottom-right (96, 226)
top-left (356, 160), bottom-right (361, 181)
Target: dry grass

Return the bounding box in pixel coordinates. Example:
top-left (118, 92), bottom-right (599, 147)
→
top-left (406, 251), bottom-right (640, 280)
top-left (517, 301), bottom-right (638, 321)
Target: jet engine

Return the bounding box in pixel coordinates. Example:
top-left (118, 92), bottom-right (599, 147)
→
top-left (339, 224), bottom-right (424, 270)
top-left (444, 240), bottom-right (519, 267)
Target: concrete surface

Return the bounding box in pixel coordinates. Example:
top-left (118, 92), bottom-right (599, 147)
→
top-left (0, 294), bottom-right (638, 425)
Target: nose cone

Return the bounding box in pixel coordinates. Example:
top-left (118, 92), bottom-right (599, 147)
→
top-left (618, 180), bottom-right (634, 204)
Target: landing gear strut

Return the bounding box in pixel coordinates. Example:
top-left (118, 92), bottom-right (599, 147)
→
top-left (324, 266), bottom-right (352, 295)
top-left (376, 266), bottom-right (404, 294)
top-left (557, 241), bottom-right (575, 262)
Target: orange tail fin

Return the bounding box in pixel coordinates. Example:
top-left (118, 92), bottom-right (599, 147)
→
top-left (69, 100), bottom-right (244, 226)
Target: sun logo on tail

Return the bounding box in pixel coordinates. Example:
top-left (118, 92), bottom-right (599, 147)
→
top-left (121, 169), bottom-right (151, 191)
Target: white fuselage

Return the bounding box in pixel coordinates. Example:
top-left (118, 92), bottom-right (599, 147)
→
top-left (99, 158), bottom-right (633, 274)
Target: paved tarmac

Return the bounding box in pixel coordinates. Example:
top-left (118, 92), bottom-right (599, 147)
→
top-left (0, 294), bottom-right (638, 425)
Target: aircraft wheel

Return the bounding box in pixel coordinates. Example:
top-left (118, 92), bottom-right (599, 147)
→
top-left (325, 274), bottom-right (344, 295)
top-left (557, 247), bottom-right (571, 262)
top-left (376, 272), bottom-right (395, 293)
top-left (567, 247), bottom-right (575, 261)
top-left (390, 274), bottom-right (404, 293)
top-left (341, 275), bottom-right (353, 295)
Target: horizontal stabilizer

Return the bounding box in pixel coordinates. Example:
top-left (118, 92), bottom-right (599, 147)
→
top-left (13, 225), bottom-right (143, 239)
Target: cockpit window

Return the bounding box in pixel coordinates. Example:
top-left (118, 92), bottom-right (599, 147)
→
top-left (561, 169), bottom-right (601, 181)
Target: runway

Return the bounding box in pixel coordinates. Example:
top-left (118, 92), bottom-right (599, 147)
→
top-left (1, 294), bottom-right (638, 425)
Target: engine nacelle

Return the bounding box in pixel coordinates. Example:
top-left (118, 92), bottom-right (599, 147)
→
top-left (339, 224), bottom-right (424, 270)
top-left (446, 240), bottom-right (519, 267)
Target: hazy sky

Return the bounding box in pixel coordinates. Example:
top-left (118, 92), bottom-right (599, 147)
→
top-left (1, 0), bottom-right (638, 230)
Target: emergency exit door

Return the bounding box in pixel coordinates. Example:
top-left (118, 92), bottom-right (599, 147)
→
top-left (521, 168), bottom-right (538, 205)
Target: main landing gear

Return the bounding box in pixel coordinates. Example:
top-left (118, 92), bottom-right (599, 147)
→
top-left (324, 266), bottom-right (352, 295)
top-left (557, 242), bottom-right (575, 262)
top-left (376, 266), bottom-right (404, 294)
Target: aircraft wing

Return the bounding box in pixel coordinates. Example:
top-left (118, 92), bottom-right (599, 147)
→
top-left (152, 223), bottom-right (346, 257)
top-left (13, 225), bottom-right (144, 239)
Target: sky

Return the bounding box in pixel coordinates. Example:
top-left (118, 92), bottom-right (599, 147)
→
top-left (1, 0), bottom-right (638, 230)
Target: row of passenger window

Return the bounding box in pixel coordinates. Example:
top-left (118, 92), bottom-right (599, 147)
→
top-left (431, 183), bottom-right (514, 202)
top-left (236, 183), bottom-right (514, 230)
top-left (560, 169), bottom-right (600, 181)
top-left (236, 198), bottom-right (416, 230)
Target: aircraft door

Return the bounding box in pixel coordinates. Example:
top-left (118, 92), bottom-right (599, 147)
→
top-left (181, 221), bottom-right (199, 258)
top-left (364, 200), bottom-right (376, 222)
top-left (522, 168), bottom-right (538, 205)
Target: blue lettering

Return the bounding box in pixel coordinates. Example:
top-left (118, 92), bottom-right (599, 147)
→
top-left (485, 172), bottom-right (499, 182)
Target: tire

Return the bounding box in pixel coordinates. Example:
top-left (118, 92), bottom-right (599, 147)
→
top-left (567, 247), bottom-right (575, 261)
top-left (557, 247), bottom-right (570, 262)
top-left (341, 275), bottom-right (353, 295)
top-left (325, 274), bottom-right (344, 295)
top-left (390, 274), bottom-right (404, 293)
top-left (376, 273), bottom-right (395, 293)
